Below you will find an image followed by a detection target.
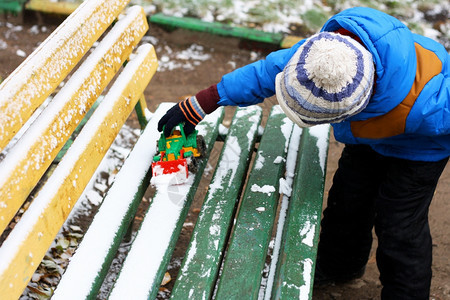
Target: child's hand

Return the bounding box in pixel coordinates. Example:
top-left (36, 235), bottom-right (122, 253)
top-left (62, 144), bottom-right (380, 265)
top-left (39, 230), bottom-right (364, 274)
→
top-left (158, 96), bottom-right (204, 137)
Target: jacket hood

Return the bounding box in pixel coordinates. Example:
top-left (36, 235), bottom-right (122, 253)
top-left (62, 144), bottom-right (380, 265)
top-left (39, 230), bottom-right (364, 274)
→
top-left (321, 7), bottom-right (417, 120)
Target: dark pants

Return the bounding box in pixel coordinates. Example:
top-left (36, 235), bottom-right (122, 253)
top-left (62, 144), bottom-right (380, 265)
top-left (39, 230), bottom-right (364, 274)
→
top-left (317, 144), bottom-right (448, 299)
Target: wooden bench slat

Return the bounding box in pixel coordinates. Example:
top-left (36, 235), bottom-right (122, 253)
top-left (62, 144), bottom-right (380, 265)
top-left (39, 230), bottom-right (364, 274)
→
top-left (0, 6), bottom-right (148, 233)
top-left (108, 107), bottom-right (225, 300)
top-left (280, 35), bottom-right (303, 49)
top-left (270, 125), bottom-right (330, 300)
top-left (53, 101), bottom-right (170, 300)
top-left (25, 0), bottom-right (80, 15)
top-left (0, 43), bottom-right (157, 300)
top-left (171, 106), bottom-right (263, 299)
top-left (262, 125), bottom-right (303, 299)
top-left (214, 106), bottom-right (294, 299)
top-left (0, 0), bottom-right (130, 151)
top-left (54, 96), bottom-right (103, 163)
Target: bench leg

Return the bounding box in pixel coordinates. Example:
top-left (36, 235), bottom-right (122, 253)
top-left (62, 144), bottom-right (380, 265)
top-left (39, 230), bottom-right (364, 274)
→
top-left (134, 94), bottom-right (149, 129)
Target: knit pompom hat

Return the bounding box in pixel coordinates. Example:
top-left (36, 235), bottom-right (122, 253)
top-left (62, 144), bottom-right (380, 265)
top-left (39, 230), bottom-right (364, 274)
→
top-left (275, 31), bottom-right (375, 127)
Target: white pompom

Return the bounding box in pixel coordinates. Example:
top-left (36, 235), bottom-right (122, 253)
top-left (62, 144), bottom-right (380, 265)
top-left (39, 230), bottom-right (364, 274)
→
top-left (305, 38), bottom-right (357, 93)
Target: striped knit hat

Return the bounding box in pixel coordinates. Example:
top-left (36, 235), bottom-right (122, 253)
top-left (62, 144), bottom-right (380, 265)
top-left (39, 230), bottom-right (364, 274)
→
top-left (275, 32), bottom-right (375, 127)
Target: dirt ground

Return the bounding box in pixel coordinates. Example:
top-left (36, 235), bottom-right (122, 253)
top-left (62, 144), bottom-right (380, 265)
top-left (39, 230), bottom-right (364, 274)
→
top-left (1, 11), bottom-right (449, 300)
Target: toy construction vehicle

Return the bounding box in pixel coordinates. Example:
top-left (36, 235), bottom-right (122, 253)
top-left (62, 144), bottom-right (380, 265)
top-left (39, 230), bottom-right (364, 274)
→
top-left (151, 124), bottom-right (206, 181)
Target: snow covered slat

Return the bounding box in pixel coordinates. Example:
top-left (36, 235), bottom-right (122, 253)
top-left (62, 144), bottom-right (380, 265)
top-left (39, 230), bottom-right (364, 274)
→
top-left (271, 125), bottom-right (330, 300)
top-left (0, 6), bottom-right (148, 233)
top-left (0, 0), bottom-right (130, 151)
top-left (214, 106), bottom-right (294, 299)
top-left (263, 125), bottom-right (303, 300)
top-left (53, 102), bottom-right (171, 300)
top-left (171, 106), bottom-right (263, 299)
top-left (0, 43), bottom-right (157, 300)
top-left (108, 108), bottom-right (225, 300)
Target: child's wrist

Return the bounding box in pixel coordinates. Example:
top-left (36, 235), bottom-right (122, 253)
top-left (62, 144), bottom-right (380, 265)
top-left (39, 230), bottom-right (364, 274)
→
top-left (195, 84), bottom-right (221, 114)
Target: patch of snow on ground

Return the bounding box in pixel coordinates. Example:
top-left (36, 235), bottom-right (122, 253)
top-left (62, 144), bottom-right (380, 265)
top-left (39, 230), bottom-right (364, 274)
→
top-left (0, 39), bottom-right (7, 50)
top-left (157, 44), bottom-right (212, 71)
top-left (16, 49), bottom-right (26, 57)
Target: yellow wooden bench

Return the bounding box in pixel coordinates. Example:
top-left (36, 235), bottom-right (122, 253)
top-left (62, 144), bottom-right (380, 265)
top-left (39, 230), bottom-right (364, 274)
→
top-left (0, 0), bottom-right (157, 298)
top-left (25, 0), bottom-right (80, 16)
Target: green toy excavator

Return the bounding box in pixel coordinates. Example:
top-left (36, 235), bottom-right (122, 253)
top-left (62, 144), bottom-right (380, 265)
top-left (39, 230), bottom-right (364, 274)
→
top-left (151, 123), bottom-right (206, 182)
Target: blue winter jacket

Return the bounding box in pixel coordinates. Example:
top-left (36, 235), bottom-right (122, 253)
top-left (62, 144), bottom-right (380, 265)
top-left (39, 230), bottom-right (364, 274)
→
top-left (216, 7), bottom-right (449, 162)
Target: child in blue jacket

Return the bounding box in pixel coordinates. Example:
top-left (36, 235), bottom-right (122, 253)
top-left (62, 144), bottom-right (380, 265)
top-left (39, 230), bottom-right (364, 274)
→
top-left (158, 7), bottom-right (449, 299)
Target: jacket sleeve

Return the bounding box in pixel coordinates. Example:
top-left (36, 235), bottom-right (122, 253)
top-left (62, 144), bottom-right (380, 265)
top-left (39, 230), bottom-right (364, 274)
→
top-left (216, 40), bottom-right (305, 106)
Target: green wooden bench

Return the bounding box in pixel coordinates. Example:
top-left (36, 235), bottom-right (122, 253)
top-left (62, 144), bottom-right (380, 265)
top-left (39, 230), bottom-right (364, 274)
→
top-left (51, 104), bottom-right (329, 299)
top-left (0, 1), bottom-right (330, 299)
